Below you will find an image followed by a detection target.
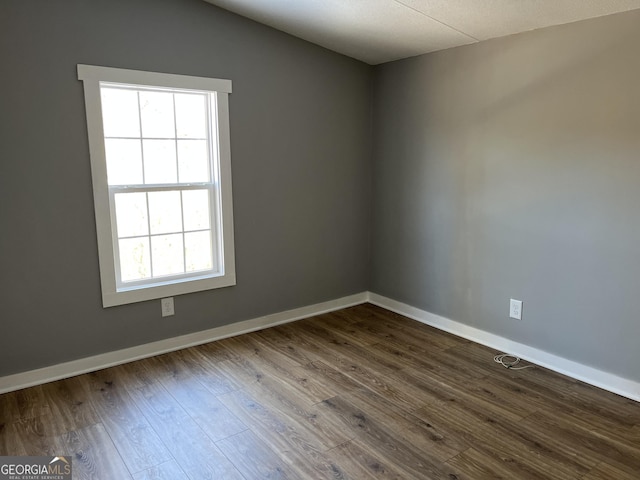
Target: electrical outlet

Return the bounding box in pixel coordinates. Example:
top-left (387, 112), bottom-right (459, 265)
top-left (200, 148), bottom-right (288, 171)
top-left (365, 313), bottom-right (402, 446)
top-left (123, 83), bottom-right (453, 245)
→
top-left (161, 297), bottom-right (175, 317)
top-left (510, 299), bottom-right (522, 320)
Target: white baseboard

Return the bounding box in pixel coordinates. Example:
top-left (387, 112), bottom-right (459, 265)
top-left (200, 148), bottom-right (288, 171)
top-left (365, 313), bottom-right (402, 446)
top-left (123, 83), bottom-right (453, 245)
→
top-left (368, 292), bottom-right (640, 402)
top-left (0, 292), bottom-right (368, 394)
top-left (4, 290), bottom-right (638, 403)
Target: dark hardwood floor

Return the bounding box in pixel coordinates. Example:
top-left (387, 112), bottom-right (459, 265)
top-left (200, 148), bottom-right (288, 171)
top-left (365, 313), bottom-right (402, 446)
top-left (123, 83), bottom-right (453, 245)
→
top-left (1, 303), bottom-right (639, 479)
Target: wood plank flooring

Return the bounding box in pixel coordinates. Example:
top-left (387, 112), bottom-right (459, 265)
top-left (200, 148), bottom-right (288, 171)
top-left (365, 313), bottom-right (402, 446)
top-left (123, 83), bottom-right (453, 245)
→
top-left (1, 303), bottom-right (639, 479)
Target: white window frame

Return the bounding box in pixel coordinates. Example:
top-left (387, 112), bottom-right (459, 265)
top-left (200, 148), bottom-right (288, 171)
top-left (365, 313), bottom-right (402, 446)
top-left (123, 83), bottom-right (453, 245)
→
top-left (78, 65), bottom-right (235, 307)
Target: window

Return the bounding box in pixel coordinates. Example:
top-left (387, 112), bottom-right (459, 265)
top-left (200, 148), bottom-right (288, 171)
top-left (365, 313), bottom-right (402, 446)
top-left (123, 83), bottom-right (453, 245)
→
top-left (78, 65), bottom-right (235, 307)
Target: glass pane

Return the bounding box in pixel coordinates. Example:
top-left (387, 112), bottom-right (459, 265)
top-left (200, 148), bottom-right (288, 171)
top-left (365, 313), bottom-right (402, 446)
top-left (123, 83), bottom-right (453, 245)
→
top-left (119, 237), bottom-right (151, 282)
top-left (182, 189), bottom-right (211, 231)
top-left (151, 234), bottom-right (184, 277)
top-left (114, 192), bottom-right (149, 238)
top-left (100, 88), bottom-right (140, 138)
top-left (175, 93), bottom-right (207, 139)
top-left (185, 230), bottom-right (214, 273)
top-left (148, 191), bottom-right (182, 235)
top-left (140, 91), bottom-right (175, 138)
top-left (177, 140), bottom-right (209, 183)
top-left (143, 140), bottom-right (177, 184)
top-left (105, 139), bottom-right (143, 185)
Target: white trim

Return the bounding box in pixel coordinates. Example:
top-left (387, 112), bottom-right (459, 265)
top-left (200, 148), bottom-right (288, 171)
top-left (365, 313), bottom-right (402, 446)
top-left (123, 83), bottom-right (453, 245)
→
top-left (77, 65), bottom-right (232, 93)
top-left (215, 92), bottom-right (236, 282)
top-left (368, 292), bottom-right (640, 403)
top-left (78, 64), bottom-right (236, 307)
top-left (3, 291), bottom-right (637, 402)
top-left (0, 293), bottom-right (368, 394)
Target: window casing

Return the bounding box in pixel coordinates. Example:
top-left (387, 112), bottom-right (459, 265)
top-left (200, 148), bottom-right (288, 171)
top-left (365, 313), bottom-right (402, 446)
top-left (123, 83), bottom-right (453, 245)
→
top-left (78, 65), bottom-right (235, 307)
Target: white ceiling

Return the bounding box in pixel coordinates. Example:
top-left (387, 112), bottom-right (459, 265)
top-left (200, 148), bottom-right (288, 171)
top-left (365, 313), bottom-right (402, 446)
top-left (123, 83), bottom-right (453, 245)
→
top-left (203, 0), bottom-right (640, 64)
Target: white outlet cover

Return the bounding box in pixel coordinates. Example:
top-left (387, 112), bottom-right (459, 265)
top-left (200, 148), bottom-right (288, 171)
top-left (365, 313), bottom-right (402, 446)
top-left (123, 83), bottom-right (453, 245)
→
top-left (161, 297), bottom-right (175, 317)
top-left (510, 299), bottom-right (522, 320)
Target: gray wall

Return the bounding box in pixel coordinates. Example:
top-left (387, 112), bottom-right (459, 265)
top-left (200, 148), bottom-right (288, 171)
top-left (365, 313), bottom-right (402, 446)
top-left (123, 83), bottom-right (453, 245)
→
top-left (2, 0), bottom-right (638, 385)
top-left (371, 10), bottom-right (640, 381)
top-left (0, 0), bottom-right (372, 376)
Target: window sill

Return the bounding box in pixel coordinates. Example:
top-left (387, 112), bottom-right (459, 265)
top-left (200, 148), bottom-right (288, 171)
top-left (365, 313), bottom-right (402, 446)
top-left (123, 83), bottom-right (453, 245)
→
top-left (102, 273), bottom-right (236, 307)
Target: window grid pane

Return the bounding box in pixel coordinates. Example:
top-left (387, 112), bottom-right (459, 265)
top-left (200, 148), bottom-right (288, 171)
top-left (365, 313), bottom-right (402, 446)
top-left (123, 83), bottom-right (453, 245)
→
top-left (103, 88), bottom-right (211, 188)
top-left (119, 237), bottom-right (151, 282)
top-left (101, 88), bottom-right (141, 138)
top-left (114, 192), bottom-right (149, 238)
top-left (175, 93), bottom-right (208, 139)
top-left (105, 139), bottom-right (143, 185)
top-left (151, 233), bottom-right (184, 277)
top-left (113, 188), bottom-right (216, 285)
top-left (140, 91), bottom-right (175, 138)
top-left (102, 84), bottom-right (217, 287)
top-left (148, 190), bottom-right (182, 235)
top-left (142, 139), bottom-right (178, 184)
top-left (185, 230), bottom-right (213, 273)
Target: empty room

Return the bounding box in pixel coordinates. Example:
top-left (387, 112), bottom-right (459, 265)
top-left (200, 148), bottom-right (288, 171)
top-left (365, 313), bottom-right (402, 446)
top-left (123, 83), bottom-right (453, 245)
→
top-left (1, 0), bottom-right (639, 478)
